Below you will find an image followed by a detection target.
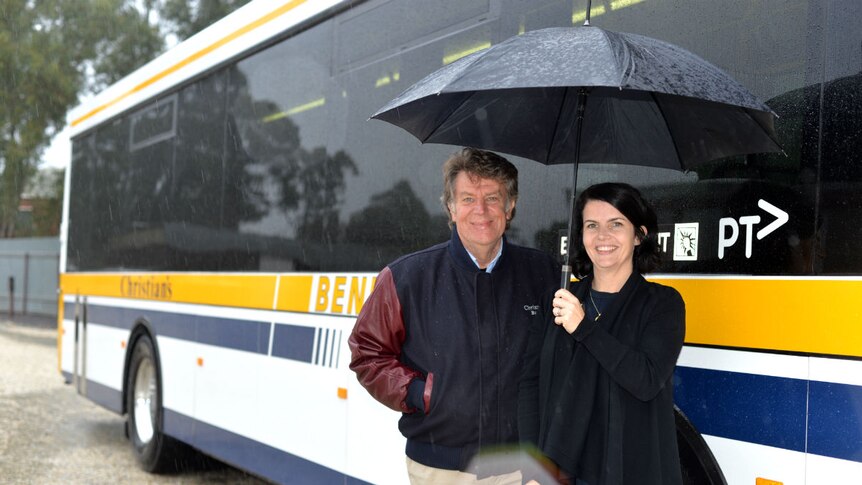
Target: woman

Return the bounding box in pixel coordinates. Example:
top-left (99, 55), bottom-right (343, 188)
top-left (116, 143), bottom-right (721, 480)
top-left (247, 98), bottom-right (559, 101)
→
top-left (519, 183), bottom-right (685, 485)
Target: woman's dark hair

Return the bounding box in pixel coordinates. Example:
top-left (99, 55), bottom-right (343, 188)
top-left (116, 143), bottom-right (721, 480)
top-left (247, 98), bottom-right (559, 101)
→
top-left (572, 182), bottom-right (661, 276)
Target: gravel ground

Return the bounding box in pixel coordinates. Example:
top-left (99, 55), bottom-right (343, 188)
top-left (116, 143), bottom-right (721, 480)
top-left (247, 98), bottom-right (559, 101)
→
top-left (0, 318), bottom-right (269, 485)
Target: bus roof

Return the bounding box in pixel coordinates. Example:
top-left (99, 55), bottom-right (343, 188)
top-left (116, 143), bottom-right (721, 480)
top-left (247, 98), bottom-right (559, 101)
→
top-left (67, 0), bottom-right (345, 138)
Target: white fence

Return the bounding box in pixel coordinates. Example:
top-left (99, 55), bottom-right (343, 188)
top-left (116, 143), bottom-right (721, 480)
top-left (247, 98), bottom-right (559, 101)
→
top-left (0, 238), bottom-right (60, 318)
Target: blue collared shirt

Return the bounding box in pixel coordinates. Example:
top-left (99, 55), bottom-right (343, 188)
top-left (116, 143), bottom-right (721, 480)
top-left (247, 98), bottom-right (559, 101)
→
top-left (466, 240), bottom-right (504, 273)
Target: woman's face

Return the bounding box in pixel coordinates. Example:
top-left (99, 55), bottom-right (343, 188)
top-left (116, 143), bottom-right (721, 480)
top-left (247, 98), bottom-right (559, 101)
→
top-left (582, 199), bottom-right (643, 277)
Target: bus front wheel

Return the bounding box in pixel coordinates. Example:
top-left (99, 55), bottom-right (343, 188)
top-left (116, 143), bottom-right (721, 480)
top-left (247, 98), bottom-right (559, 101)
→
top-left (126, 333), bottom-right (180, 472)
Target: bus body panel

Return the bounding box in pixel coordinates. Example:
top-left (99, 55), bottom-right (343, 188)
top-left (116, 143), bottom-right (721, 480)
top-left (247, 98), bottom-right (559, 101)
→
top-left (59, 0), bottom-right (862, 482)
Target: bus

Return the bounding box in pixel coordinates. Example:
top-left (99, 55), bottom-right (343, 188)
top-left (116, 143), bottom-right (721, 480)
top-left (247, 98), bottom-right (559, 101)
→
top-left (58, 0), bottom-right (861, 484)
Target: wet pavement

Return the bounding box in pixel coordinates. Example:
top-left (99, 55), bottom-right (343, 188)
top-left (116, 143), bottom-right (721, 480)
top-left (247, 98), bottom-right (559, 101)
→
top-left (0, 316), bottom-right (269, 484)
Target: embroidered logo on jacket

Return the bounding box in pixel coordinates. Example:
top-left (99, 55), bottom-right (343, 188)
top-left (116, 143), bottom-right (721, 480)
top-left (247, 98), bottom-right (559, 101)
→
top-left (523, 304), bottom-right (540, 315)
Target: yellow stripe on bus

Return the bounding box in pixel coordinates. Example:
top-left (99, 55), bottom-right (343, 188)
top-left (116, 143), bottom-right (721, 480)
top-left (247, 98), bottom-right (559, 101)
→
top-left (60, 272), bottom-right (317, 314)
top-left (71, 0), bottom-right (308, 128)
top-left (61, 273), bottom-right (277, 310)
top-left (654, 277), bottom-right (862, 358)
top-left (275, 275), bottom-right (314, 312)
top-left (59, 273), bottom-right (862, 358)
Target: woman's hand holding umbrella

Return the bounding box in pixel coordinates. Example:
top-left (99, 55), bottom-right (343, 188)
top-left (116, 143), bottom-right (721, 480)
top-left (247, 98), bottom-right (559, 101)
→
top-left (553, 289), bottom-right (585, 334)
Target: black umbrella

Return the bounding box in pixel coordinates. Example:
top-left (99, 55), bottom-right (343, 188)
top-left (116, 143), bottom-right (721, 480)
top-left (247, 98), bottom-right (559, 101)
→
top-left (372, 7), bottom-right (782, 287)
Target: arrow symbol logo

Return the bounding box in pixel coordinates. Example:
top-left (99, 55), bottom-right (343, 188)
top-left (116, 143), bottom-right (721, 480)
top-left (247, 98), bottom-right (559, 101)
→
top-left (756, 199), bottom-right (788, 240)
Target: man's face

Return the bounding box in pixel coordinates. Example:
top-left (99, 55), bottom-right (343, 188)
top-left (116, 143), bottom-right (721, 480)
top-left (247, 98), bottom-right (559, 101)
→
top-left (448, 172), bottom-right (515, 257)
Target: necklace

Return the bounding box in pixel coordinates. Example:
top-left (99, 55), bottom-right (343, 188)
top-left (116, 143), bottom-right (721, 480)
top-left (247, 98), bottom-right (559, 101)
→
top-left (589, 290), bottom-right (602, 322)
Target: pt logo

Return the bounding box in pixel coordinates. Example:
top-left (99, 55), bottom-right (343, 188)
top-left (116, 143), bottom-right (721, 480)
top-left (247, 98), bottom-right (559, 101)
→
top-left (718, 199), bottom-right (788, 259)
top-left (673, 223), bottom-right (699, 261)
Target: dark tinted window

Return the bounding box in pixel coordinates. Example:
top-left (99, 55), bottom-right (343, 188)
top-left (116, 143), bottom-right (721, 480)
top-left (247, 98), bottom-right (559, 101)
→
top-left (68, 0), bottom-right (862, 275)
top-left (68, 116), bottom-right (133, 271)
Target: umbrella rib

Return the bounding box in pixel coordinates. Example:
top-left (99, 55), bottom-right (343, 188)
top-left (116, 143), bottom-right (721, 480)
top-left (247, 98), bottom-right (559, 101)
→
top-left (648, 91), bottom-right (685, 168)
top-left (399, 51), bottom-right (492, 144)
top-left (741, 107), bottom-right (786, 156)
top-left (441, 51), bottom-right (489, 91)
top-left (416, 92), bottom-right (477, 144)
top-left (601, 28), bottom-right (630, 87)
top-left (545, 86), bottom-right (573, 164)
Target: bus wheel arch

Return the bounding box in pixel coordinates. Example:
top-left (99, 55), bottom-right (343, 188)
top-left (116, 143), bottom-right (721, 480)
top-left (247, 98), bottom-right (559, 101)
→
top-left (675, 405), bottom-right (727, 485)
top-left (122, 322), bottom-right (157, 416)
top-left (123, 322), bottom-right (182, 473)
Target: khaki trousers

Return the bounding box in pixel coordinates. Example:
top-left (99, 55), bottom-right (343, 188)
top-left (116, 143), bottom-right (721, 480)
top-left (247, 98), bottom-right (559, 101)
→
top-left (406, 456), bottom-right (523, 485)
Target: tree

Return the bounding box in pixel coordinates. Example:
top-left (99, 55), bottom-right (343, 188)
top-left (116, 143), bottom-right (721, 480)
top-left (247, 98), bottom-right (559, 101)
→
top-left (17, 167), bottom-right (64, 237)
top-left (0, 0), bottom-right (150, 235)
top-left (0, 0), bottom-right (251, 237)
top-left (0, 0), bottom-right (102, 236)
top-left (90, 3), bottom-right (165, 89)
top-left (88, 0), bottom-right (256, 90)
top-left (346, 180), bottom-right (451, 251)
top-left (160, 0), bottom-right (253, 41)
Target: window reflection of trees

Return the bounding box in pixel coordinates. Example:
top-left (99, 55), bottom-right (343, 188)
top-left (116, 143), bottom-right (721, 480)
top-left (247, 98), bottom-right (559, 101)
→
top-left (345, 179), bottom-right (451, 265)
top-left (69, 1), bottom-right (860, 275)
top-left (229, 61), bottom-right (455, 270)
top-left (70, 71), bottom-right (860, 273)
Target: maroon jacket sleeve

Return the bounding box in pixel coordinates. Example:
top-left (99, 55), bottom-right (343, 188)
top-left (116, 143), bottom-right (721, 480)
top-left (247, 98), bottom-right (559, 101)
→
top-left (348, 266), bottom-right (423, 413)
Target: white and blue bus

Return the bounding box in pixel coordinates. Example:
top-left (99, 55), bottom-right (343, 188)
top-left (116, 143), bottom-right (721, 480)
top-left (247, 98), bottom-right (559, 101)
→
top-left (59, 0), bottom-right (862, 483)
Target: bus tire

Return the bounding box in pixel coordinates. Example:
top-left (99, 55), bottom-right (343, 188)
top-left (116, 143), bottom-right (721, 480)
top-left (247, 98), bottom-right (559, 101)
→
top-left (126, 333), bottom-right (181, 473)
top-left (675, 405), bottom-right (727, 485)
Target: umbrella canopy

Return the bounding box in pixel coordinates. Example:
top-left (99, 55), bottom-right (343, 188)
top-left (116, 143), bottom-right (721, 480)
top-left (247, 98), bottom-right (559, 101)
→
top-left (371, 24), bottom-right (782, 286)
top-left (373, 25), bottom-right (781, 168)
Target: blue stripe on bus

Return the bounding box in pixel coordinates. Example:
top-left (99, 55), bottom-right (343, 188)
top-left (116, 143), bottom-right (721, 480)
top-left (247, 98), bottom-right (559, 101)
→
top-left (271, 324), bottom-right (315, 363)
top-left (64, 301), bottom-right (862, 465)
top-left (334, 329), bottom-right (342, 368)
top-left (85, 378), bottom-right (124, 413)
top-left (808, 380), bottom-right (862, 462)
top-left (164, 409), bottom-right (373, 485)
top-left (63, 302), bottom-right (75, 322)
top-left (67, 301), bottom-right (327, 365)
top-left (69, 302), bottom-right (268, 354)
top-left (674, 366), bottom-right (807, 452)
top-left (65, 302), bottom-right (137, 332)
top-left (317, 328), bottom-right (327, 365)
top-left (195, 316), bottom-right (269, 354)
top-left (675, 366), bottom-right (862, 463)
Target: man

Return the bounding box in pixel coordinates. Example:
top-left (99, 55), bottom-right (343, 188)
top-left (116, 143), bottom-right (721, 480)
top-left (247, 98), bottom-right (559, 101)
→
top-left (349, 147), bottom-right (559, 484)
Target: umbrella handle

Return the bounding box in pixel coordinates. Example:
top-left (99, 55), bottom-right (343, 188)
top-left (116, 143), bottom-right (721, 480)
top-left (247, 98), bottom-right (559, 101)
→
top-left (560, 88), bottom-right (587, 291)
top-left (561, 265), bottom-right (573, 290)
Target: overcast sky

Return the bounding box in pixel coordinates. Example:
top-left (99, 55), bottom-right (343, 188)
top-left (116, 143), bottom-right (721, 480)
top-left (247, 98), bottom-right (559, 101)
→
top-left (43, 127), bottom-right (70, 169)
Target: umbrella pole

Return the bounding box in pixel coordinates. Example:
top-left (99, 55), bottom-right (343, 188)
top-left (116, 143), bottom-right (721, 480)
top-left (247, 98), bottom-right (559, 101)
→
top-left (561, 88), bottom-right (588, 289)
